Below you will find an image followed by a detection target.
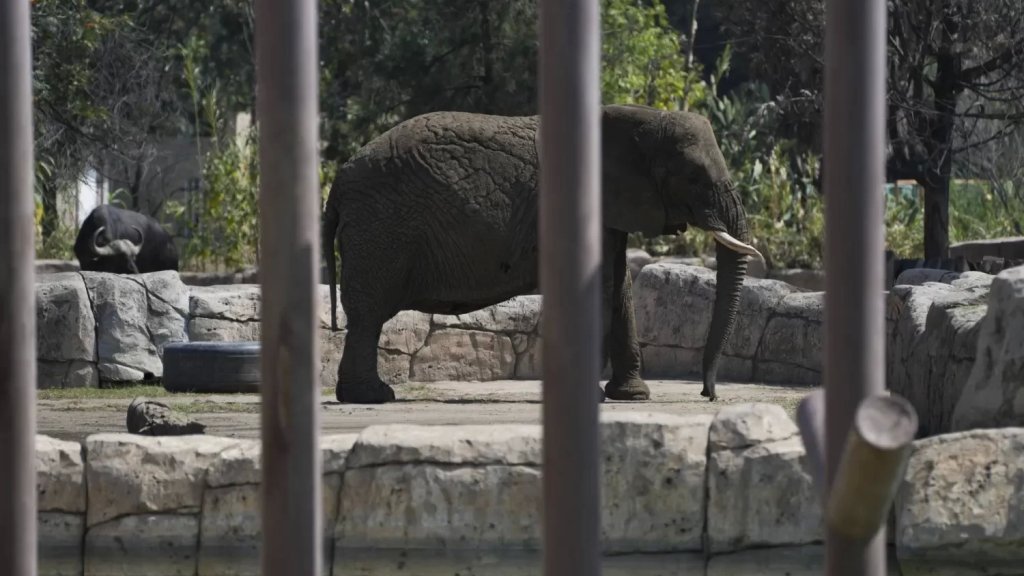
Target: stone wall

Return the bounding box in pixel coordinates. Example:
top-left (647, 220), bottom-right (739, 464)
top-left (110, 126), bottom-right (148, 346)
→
top-left (35, 406), bottom-right (1023, 575)
top-left (36, 264), bottom-right (829, 389)
top-left (36, 271), bottom-right (188, 388)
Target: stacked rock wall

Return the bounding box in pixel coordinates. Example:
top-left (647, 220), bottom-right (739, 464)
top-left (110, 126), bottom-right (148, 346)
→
top-left (36, 271), bottom-right (188, 388)
top-left (35, 406), bottom-right (1023, 575)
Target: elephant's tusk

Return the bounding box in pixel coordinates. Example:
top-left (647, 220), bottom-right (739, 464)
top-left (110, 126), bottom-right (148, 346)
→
top-left (712, 231), bottom-right (764, 261)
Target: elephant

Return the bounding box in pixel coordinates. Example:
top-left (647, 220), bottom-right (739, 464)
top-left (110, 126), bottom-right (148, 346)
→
top-left (322, 104), bottom-right (762, 404)
top-left (74, 204), bottom-right (179, 274)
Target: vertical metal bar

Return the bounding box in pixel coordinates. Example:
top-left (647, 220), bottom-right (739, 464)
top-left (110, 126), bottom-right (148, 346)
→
top-left (823, 0), bottom-right (887, 573)
top-left (254, 0), bottom-right (322, 574)
top-left (0, 0), bottom-right (37, 573)
top-left (538, 0), bottom-right (602, 575)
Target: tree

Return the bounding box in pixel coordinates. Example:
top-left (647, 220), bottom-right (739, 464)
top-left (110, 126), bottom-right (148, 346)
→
top-left (715, 0), bottom-right (1024, 259)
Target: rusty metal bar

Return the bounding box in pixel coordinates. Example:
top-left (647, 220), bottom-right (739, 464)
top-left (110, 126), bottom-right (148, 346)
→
top-left (823, 0), bottom-right (888, 572)
top-left (0, 0), bottom-right (38, 573)
top-left (254, 0), bottom-right (322, 574)
top-left (538, 0), bottom-right (603, 575)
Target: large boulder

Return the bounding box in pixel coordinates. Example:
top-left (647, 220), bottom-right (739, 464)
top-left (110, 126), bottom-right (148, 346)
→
top-left (334, 414), bottom-right (712, 558)
top-left (84, 433), bottom-right (239, 526)
top-left (35, 273), bottom-right (97, 388)
top-left (896, 428), bottom-right (1024, 574)
top-left (887, 276), bottom-right (993, 436)
top-left (635, 263), bottom-right (818, 385)
top-left (83, 271), bottom-right (188, 384)
top-left (706, 404), bottom-right (820, 553)
top-left (951, 266), bottom-right (1024, 431)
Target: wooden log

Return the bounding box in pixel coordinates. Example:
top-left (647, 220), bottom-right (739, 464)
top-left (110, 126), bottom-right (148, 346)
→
top-left (826, 393), bottom-right (918, 542)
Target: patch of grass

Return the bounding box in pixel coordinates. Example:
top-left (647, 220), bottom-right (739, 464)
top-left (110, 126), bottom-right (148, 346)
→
top-left (38, 385), bottom-right (170, 401)
top-left (38, 383), bottom-right (337, 402)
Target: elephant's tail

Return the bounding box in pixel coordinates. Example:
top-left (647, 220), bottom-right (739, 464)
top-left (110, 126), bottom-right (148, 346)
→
top-left (322, 205), bottom-right (340, 331)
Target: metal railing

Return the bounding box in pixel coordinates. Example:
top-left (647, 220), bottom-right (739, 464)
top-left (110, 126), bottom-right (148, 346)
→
top-left (0, 0), bottom-right (39, 573)
top-left (0, 1), bottom-right (908, 575)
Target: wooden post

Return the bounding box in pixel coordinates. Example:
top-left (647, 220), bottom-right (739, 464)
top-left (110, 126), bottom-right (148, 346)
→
top-left (827, 395), bottom-right (917, 542)
top-left (538, 0), bottom-right (603, 575)
top-left (254, 0), bottom-right (322, 574)
top-left (0, 0), bottom-right (38, 573)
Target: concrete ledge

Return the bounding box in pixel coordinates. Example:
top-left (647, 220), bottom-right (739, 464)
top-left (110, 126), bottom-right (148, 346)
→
top-left (33, 408), bottom-right (1024, 575)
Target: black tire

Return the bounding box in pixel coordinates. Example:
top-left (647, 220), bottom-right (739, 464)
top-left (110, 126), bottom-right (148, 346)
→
top-left (162, 341), bottom-right (261, 393)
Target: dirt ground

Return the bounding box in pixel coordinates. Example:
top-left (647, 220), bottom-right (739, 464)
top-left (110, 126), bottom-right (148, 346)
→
top-left (37, 379), bottom-right (814, 443)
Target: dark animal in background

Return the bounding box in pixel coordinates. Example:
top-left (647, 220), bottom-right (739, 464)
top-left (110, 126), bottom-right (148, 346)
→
top-left (323, 105), bottom-right (763, 404)
top-left (74, 204), bottom-right (179, 274)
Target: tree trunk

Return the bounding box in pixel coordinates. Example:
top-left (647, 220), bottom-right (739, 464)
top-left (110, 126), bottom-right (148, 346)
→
top-left (922, 173), bottom-right (950, 260)
top-left (681, 0), bottom-right (701, 110)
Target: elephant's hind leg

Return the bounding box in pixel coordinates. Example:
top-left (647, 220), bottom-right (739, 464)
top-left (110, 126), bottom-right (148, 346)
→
top-left (602, 230), bottom-right (650, 401)
top-left (336, 250), bottom-right (405, 404)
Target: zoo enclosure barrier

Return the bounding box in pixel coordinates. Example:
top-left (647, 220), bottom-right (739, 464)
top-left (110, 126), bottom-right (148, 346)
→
top-left (0, 0), bottom-right (910, 575)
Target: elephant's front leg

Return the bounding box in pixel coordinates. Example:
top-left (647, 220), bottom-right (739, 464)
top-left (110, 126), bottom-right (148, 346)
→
top-left (603, 230), bottom-right (650, 401)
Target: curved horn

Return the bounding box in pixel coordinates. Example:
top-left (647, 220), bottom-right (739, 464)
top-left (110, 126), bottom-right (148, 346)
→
top-left (128, 226), bottom-right (144, 255)
top-left (712, 231), bottom-right (764, 261)
top-left (91, 226), bottom-right (116, 256)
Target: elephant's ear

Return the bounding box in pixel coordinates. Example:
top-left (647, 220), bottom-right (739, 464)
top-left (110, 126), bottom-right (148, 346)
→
top-left (600, 106), bottom-right (667, 237)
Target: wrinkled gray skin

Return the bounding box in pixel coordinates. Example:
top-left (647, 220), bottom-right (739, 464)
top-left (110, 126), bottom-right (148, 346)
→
top-left (323, 104), bottom-right (753, 404)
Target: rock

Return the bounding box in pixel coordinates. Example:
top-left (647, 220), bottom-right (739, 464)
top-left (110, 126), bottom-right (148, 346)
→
top-left (951, 266), bottom-right (1024, 432)
top-left (36, 272), bottom-right (95, 364)
top-left (187, 316), bottom-right (260, 342)
top-left (708, 403), bottom-right (799, 451)
top-left (432, 295), bottom-right (541, 334)
top-left (346, 424), bottom-right (542, 469)
top-left (322, 433), bottom-right (359, 474)
top-left (513, 334), bottom-right (542, 379)
top-left (319, 329), bottom-right (346, 388)
top-left (126, 397), bottom-right (206, 436)
top-left (205, 434), bottom-right (357, 488)
top-left (707, 403), bottom-right (819, 553)
top-left (38, 359), bottom-right (98, 389)
top-left (896, 428), bottom-right (1024, 574)
top-left (377, 348), bottom-right (411, 384)
top-left (410, 329), bottom-right (516, 381)
top-left (896, 268), bottom-right (963, 286)
top-left (83, 271), bottom-right (188, 383)
top-left (635, 264), bottom-right (716, 351)
top-left (36, 435), bottom-right (86, 513)
top-left (336, 463), bottom-right (543, 550)
top-left (627, 248), bottom-right (654, 281)
top-left (634, 263), bottom-right (798, 381)
top-left (84, 513), bottom-right (199, 576)
top-left (198, 477), bottom-right (338, 576)
top-left (206, 439), bottom-right (261, 487)
top-left (599, 413), bottom-right (711, 552)
top-left (951, 270), bottom-right (995, 291)
top-left (85, 433), bottom-right (238, 526)
top-left (888, 281), bottom-right (991, 436)
top-left (755, 292), bottom-right (824, 384)
top-left (379, 310), bottom-right (431, 354)
top-left (189, 285), bottom-right (261, 322)
top-left (767, 268), bottom-right (826, 292)
top-left (39, 512), bottom-right (84, 576)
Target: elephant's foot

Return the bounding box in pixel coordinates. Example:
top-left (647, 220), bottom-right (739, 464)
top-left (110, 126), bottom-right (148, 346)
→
top-left (700, 386), bottom-right (718, 402)
top-left (604, 377), bottom-right (650, 401)
top-left (337, 376), bottom-right (396, 404)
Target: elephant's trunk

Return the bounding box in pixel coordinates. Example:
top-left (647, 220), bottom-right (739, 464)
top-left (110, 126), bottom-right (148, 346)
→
top-left (701, 184), bottom-right (757, 401)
